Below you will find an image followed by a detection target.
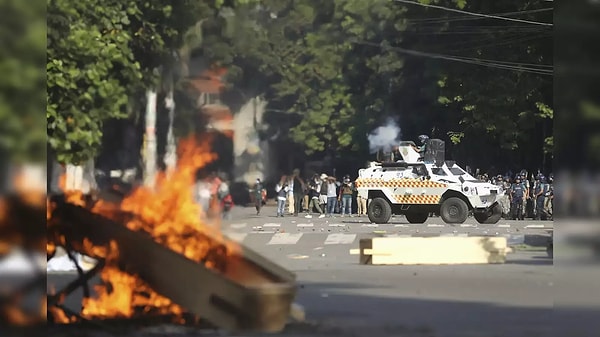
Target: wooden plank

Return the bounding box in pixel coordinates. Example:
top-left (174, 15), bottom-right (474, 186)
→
top-left (356, 236), bottom-right (509, 265)
top-left (50, 202), bottom-right (296, 333)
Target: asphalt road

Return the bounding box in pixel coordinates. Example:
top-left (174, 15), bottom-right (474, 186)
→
top-left (10, 206), bottom-right (600, 336)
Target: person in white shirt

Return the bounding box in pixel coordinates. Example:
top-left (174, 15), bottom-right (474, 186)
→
top-left (275, 175), bottom-right (289, 217)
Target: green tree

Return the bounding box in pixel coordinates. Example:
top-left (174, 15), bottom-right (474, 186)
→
top-left (0, 0), bottom-right (46, 163)
top-left (192, 0), bottom-right (553, 172)
top-left (46, 0), bottom-right (236, 165)
top-left (396, 0), bottom-right (553, 170)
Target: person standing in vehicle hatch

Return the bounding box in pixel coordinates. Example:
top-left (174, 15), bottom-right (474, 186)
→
top-left (411, 135), bottom-right (429, 160)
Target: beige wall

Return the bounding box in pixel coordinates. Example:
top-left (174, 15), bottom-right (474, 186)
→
top-left (232, 97), bottom-right (274, 185)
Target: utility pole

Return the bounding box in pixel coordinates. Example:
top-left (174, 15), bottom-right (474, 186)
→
top-left (144, 89), bottom-right (157, 188)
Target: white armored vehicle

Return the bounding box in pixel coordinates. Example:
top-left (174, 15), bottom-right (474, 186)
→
top-left (357, 140), bottom-right (504, 224)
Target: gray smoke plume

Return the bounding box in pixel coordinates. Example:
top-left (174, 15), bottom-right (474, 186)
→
top-left (368, 118), bottom-right (402, 154)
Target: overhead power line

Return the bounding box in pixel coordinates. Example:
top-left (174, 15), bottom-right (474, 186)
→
top-left (407, 8), bottom-right (553, 24)
top-left (393, 0), bottom-right (553, 27)
top-left (352, 40), bottom-right (553, 76)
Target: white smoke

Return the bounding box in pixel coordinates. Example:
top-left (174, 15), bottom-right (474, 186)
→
top-left (368, 118), bottom-right (402, 154)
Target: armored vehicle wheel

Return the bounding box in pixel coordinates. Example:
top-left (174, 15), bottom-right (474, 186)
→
top-left (405, 212), bottom-right (428, 224)
top-left (440, 197), bottom-right (469, 224)
top-left (474, 204), bottom-right (503, 224)
top-left (368, 197), bottom-right (392, 224)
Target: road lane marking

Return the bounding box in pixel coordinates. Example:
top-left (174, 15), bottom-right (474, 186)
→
top-left (267, 233), bottom-right (303, 245)
top-left (229, 223), bottom-right (247, 229)
top-left (324, 233), bottom-right (357, 245)
top-left (263, 223), bottom-right (281, 227)
top-left (297, 223), bottom-right (314, 228)
top-left (427, 224), bottom-right (445, 227)
top-left (525, 224), bottom-right (545, 228)
top-left (362, 224), bottom-right (379, 227)
top-left (498, 224), bottom-right (511, 228)
top-left (328, 223), bottom-right (345, 227)
top-left (460, 224), bottom-right (477, 228)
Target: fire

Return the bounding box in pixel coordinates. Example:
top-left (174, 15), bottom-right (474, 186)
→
top-left (49, 135), bottom-right (238, 322)
top-left (80, 240), bottom-right (184, 318)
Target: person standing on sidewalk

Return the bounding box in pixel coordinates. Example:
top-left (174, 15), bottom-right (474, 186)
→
top-left (275, 175), bottom-right (289, 217)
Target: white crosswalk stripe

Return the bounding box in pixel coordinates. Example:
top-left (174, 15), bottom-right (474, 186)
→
top-left (324, 234), bottom-right (356, 245)
top-left (229, 223), bottom-right (247, 229)
top-left (427, 224), bottom-right (445, 227)
top-left (328, 223), bottom-right (345, 227)
top-left (525, 224), bottom-right (545, 228)
top-left (297, 223), bottom-right (314, 228)
top-left (263, 223), bottom-right (281, 228)
top-left (362, 224), bottom-right (378, 227)
top-left (267, 233), bottom-right (303, 245)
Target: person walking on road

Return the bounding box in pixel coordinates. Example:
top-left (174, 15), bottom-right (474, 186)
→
top-left (254, 178), bottom-right (265, 215)
top-left (319, 173), bottom-right (329, 214)
top-left (305, 174), bottom-right (325, 218)
top-left (275, 175), bottom-right (289, 217)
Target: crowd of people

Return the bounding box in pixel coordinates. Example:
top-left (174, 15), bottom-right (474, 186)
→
top-left (194, 171), bottom-right (234, 220)
top-left (254, 168), bottom-right (365, 218)
top-left (257, 167), bottom-right (554, 221)
top-left (193, 164), bottom-right (554, 222)
top-left (475, 170), bottom-right (554, 221)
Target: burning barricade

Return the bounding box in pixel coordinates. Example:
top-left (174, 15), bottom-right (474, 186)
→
top-left (3, 135), bottom-right (297, 333)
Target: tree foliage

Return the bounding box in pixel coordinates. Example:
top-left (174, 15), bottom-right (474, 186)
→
top-left (47, 0), bottom-right (554, 173)
top-left (198, 0), bottom-right (553, 172)
top-left (0, 0), bottom-right (46, 163)
top-left (47, 0), bottom-right (216, 164)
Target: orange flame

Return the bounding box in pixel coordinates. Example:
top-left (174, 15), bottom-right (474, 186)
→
top-left (50, 135), bottom-right (237, 321)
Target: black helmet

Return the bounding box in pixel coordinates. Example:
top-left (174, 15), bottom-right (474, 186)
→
top-left (418, 134), bottom-right (429, 144)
